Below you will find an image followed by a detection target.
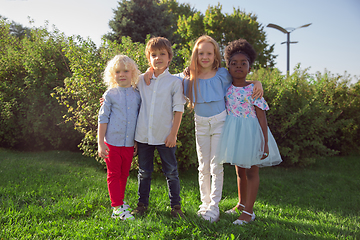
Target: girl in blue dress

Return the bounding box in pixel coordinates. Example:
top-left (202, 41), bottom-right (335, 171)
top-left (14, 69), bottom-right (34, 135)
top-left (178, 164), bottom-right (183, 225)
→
top-left (217, 39), bottom-right (282, 225)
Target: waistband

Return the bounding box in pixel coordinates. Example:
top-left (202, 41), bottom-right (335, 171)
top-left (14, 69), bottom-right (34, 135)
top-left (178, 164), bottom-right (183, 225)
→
top-left (194, 109), bottom-right (227, 121)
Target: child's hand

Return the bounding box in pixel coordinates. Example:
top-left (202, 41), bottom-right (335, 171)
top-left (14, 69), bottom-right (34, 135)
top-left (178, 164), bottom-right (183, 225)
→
top-left (133, 141), bottom-right (138, 157)
top-left (98, 142), bottom-right (109, 159)
top-left (252, 81), bottom-right (263, 99)
top-left (164, 133), bottom-right (177, 148)
top-left (261, 143), bottom-right (269, 160)
top-left (183, 67), bottom-right (190, 78)
top-left (144, 67), bottom-right (154, 85)
top-left (99, 97), bottom-right (104, 106)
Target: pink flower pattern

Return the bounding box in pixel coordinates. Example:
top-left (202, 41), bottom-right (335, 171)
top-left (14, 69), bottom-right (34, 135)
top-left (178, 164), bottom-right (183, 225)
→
top-left (226, 84), bottom-right (269, 118)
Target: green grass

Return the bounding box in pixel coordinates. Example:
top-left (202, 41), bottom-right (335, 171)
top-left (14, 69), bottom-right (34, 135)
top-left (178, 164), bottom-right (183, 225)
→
top-left (0, 149), bottom-right (359, 239)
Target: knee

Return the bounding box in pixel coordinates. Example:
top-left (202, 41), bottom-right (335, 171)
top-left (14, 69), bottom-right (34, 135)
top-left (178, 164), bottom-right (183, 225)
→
top-left (164, 168), bottom-right (179, 180)
top-left (236, 166), bottom-right (246, 178)
top-left (245, 168), bottom-right (259, 180)
top-left (210, 162), bottom-right (223, 175)
top-left (138, 168), bottom-right (152, 180)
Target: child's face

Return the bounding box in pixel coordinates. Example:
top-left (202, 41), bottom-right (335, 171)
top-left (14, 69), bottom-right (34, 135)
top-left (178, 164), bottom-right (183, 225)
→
top-left (197, 42), bottom-right (215, 70)
top-left (149, 48), bottom-right (170, 74)
top-left (228, 53), bottom-right (251, 80)
top-left (114, 63), bottom-right (132, 88)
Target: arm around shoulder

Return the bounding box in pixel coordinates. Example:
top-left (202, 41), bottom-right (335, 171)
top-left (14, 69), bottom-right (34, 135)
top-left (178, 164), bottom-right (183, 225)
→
top-left (247, 80), bottom-right (263, 99)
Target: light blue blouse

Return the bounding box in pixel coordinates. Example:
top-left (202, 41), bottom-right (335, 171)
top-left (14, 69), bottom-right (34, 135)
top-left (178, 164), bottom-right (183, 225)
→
top-left (177, 68), bottom-right (232, 117)
top-left (98, 86), bottom-right (141, 147)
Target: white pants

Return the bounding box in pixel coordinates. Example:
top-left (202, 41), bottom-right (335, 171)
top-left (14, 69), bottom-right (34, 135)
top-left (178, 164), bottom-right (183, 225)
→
top-left (195, 110), bottom-right (226, 214)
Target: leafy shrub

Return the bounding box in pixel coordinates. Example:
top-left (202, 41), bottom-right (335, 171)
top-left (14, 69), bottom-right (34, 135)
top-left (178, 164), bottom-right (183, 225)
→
top-left (2, 18), bottom-right (358, 169)
top-left (0, 21), bottom-right (81, 150)
top-left (249, 65), bottom-right (359, 166)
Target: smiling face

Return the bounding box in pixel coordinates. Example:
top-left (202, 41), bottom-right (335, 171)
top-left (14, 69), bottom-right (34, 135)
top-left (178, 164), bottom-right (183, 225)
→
top-left (149, 48), bottom-right (170, 76)
top-left (197, 41), bottom-right (215, 70)
top-left (114, 62), bottom-right (132, 88)
top-left (228, 53), bottom-right (251, 82)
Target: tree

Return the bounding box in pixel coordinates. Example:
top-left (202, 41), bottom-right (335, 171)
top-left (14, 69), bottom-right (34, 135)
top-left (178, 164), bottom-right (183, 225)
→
top-left (158, 0), bottom-right (197, 42)
top-left (176, 4), bottom-right (276, 68)
top-left (106, 0), bottom-right (173, 43)
top-left (0, 15), bottom-right (31, 39)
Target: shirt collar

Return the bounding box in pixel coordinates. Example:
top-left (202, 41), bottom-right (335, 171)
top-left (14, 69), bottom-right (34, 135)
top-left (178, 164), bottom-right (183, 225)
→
top-left (151, 68), bottom-right (169, 80)
top-left (116, 86), bottom-right (133, 91)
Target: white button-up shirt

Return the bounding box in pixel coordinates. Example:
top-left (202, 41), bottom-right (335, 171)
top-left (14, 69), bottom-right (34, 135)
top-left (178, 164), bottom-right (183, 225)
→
top-left (135, 69), bottom-right (186, 145)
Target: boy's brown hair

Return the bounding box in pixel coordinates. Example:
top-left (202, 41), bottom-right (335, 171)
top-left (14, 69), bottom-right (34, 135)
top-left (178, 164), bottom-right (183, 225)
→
top-left (145, 37), bottom-right (173, 65)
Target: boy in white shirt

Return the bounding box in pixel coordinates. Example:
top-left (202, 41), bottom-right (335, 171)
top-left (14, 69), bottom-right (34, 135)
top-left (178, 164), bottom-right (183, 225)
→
top-left (132, 37), bottom-right (186, 218)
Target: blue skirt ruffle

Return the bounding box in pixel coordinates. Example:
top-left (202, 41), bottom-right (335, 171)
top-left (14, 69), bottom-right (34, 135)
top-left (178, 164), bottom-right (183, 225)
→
top-left (216, 115), bottom-right (282, 168)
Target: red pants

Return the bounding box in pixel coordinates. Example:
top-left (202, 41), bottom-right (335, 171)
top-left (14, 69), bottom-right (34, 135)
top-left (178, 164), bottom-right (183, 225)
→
top-left (105, 143), bottom-right (133, 207)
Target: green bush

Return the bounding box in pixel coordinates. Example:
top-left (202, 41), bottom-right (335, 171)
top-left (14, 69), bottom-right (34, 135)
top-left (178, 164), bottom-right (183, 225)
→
top-left (0, 21), bottom-right (81, 150)
top-left (249, 65), bottom-right (360, 166)
top-left (2, 18), bottom-right (359, 169)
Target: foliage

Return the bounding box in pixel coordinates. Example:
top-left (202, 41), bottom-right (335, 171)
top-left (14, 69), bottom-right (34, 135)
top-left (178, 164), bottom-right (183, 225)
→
top-left (317, 71), bottom-right (360, 154)
top-left (249, 65), bottom-right (360, 166)
top-left (159, 0), bottom-right (197, 43)
top-left (0, 150), bottom-right (359, 239)
top-left (0, 20), bottom-right (81, 150)
top-left (176, 3), bottom-right (276, 69)
top-left (0, 15), bottom-right (31, 39)
top-left (106, 0), bottom-right (173, 43)
top-left (1, 7), bottom-right (360, 169)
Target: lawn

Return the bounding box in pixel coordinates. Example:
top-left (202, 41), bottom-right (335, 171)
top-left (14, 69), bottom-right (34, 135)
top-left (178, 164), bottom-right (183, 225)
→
top-left (0, 149), bottom-right (359, 239)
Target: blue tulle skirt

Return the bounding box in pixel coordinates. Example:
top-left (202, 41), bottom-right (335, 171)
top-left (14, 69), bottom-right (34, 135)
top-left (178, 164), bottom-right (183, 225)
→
top-left (216, 115), bottom-right (282, 168)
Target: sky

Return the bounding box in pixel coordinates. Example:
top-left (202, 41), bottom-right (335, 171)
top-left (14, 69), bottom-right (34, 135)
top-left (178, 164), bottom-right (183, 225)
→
top-left (1, 0), bottom-right (360, 82)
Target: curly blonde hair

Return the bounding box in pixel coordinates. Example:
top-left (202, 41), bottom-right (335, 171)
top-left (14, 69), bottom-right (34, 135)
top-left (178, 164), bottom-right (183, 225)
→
top-left (103, 55), bottom-right (140, 89)
top-left (186, 35), bottom-right (222, 109)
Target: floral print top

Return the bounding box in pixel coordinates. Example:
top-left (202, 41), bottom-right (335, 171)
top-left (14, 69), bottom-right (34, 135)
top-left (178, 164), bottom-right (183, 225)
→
top-left (226, 84), bottom-right (269, 119)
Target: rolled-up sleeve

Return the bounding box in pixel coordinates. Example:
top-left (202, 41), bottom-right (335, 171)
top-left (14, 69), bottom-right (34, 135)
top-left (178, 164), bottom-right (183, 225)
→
top-left (172, 79), bottom-right (186, 112)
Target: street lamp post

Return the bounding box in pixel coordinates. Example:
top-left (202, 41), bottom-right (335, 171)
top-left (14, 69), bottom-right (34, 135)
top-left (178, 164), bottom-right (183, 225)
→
top-left (267, 23), bottom-right (312, 74)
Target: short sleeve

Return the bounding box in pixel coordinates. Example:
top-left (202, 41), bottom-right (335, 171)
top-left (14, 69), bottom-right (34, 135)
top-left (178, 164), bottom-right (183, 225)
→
top-left (252, 97), bottom-right (270, 111)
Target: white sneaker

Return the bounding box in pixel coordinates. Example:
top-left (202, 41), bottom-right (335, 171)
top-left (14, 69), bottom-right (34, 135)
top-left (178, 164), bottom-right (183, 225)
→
top-left (197, 203), bottom-right (209, 216)
top-left (202, 206), bottom-right (220, 223)
top-left (111, 203), bottom-right (135, 220)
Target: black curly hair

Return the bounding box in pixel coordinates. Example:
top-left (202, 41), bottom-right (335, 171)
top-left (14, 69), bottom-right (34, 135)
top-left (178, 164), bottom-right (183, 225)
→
top-left (224, 39), bottom-right (257, 67)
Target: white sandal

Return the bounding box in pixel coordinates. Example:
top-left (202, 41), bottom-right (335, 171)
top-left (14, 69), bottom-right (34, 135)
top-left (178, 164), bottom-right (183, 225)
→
top-left (225, 203), bottom-right (245, 214)
top-left (232, 210), bottom-right (255, 225)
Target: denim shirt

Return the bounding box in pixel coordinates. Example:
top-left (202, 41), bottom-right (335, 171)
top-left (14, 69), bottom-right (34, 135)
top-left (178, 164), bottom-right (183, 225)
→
top-left (98, 86), bottom-right (141, 147)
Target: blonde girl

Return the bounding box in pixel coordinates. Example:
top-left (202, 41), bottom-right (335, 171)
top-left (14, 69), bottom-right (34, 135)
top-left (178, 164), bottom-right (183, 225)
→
top-left (98, 54), bottom-right (141, 220)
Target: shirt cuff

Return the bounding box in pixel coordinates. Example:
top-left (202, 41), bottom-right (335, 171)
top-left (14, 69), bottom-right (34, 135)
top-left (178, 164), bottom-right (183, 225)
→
top-left (173, 104), bottom-right (184, 113)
